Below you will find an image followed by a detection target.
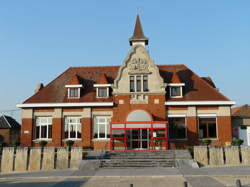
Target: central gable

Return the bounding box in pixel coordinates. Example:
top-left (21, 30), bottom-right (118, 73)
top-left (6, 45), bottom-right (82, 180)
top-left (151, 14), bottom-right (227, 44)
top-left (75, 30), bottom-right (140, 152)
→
top-left (112, 45), bottom-right (166, 94)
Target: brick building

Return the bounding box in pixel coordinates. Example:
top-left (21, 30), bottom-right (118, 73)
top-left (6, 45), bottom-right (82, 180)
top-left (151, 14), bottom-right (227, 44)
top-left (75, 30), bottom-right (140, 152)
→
top-left (0, 115), bottom-right (20, 145)
top-left (232, 105), bottom-right (250, 146)
top-left (17, 15), bottom-right (235, 150)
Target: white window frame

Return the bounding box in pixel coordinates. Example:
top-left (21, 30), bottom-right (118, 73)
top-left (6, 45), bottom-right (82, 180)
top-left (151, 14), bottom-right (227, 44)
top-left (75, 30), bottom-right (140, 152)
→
top-left (96, 116), bottom-right (111, 139)
top-left (129, 75), bottom-right (149, 93)
top-left (67, 88), bottom-right (80, 99)
top-left (96, 87), bottom-right (109, 98)
top-left (35, 116), bottom-right (52, 140)
top-left (170, 86), bottom-right (183, 98)
top-left (64, 116), bottom-right (82, 140)
top-left (168, 116), bottom-right (187, 140)
top-left (198, 115), bottom-right (218, 140)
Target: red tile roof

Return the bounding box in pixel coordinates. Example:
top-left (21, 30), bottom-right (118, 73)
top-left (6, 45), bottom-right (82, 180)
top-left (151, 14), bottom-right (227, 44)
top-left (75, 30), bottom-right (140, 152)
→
top-left (171, 72), bottom-right (182, 83)
top-left (202, 77), bottom-right (216, 88)
top-left (232, 105), bottom-right (250, 117)
top-left (97, 73), bottom-right (109, 84)
top-left (23, 64), bottom-right (230, 104)
top-left (69, 74), bottom-right (80, 85)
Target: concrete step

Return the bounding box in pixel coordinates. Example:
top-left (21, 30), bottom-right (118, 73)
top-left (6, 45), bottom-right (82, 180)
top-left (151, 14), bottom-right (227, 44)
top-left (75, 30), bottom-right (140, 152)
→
top-left (100, 151), bottom-right (175, 168)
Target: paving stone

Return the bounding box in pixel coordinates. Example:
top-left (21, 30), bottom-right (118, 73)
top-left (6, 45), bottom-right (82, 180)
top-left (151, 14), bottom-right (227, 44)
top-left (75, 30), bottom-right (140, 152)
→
top-left (194, 146), bottom-right (208, 166)
top-left (42, 147), bottom-right (55, 171)
top-left (209, 146), bottom-right (224, 166)
top-left (70, 147), bottom-right (83, 169)
top-left (15, 147), bottom-right (28, 172)
top-left (28, 148), bottom-right (42, 171)
top-left (1, 147), bottom-right (14, 173)
top-left (224, 146), bottom-right (240, 165)
top-left (241, 146), bottom-right (250, 165)
top-left (56, 147), bottom-right (68, 169)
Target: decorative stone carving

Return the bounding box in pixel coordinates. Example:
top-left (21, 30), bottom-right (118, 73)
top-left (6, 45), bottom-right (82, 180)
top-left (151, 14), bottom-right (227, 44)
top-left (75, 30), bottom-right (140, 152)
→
top-left (130, 94), bottom-right (148, 104)
top-left (128, 58), bottom-right (149, 74)
top-left (113, 45), bottom-right (166, 95)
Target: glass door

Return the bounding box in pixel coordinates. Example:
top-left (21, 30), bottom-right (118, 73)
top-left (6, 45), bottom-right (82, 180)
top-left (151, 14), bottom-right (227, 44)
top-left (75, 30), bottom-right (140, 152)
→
top-left (130, 129), bottom-right (149, 150)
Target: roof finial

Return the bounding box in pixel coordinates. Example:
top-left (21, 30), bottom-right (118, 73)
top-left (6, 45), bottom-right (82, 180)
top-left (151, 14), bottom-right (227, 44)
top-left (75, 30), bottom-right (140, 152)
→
top-left (137, 8), bottom-right (140, 15)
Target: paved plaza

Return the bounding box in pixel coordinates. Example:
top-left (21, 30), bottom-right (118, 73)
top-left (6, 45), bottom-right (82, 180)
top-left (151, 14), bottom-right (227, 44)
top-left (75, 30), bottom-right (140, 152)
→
top-left (1, 166), bottom-right (250, 187)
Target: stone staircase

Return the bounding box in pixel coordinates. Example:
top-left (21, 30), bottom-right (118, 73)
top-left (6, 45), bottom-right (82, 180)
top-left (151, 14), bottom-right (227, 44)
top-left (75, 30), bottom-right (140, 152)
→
top-left (100, 151), bottom-right (176, 168)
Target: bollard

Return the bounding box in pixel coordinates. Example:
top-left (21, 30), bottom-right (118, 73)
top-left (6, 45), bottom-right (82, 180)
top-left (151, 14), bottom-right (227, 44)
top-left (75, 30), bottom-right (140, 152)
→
top-left (236, 179), bottom-right (241, 187)
top-left (183, 181), bottom-right (188, 187)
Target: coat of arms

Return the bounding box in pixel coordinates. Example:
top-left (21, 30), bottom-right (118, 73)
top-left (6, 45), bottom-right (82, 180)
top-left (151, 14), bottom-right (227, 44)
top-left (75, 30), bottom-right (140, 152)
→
top-left (128, 58), bottom-right (149, 73)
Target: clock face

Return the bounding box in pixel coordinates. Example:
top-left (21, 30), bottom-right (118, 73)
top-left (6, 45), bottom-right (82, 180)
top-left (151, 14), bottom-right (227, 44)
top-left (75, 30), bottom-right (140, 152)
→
top-left (128, 58), bottom-right (149, 73)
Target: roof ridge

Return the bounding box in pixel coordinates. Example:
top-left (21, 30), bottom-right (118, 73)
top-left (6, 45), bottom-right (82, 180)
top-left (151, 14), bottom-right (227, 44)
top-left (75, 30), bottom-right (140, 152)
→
top-left (69, 65), bottom-right (120, 69)
top-left (69, 64), bottom-right (186, 69)
top-left (2, 115), bottom-right (11, 128)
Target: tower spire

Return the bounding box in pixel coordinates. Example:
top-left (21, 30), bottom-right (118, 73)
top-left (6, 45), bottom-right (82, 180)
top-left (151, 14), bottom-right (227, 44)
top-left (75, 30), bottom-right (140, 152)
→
top-left (129, 14), bottom-right (148, 46)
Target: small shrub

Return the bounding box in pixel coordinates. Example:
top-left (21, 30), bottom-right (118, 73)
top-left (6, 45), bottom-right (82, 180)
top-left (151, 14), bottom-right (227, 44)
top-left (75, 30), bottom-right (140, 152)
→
top-left (232, 138), bottom-right (244, 146)
top-left (0, 142), bottom-right (6, 147)
top-left (39, 140), bottom-right (48, 147)
top-left (66, 140), bottom-right (74, 147)
top-left (11, 141), bottom-right (20, 147)
top-left (83, 146), bottom-right (93, 151)
top-left (202, 139), bottom-right (212, 146)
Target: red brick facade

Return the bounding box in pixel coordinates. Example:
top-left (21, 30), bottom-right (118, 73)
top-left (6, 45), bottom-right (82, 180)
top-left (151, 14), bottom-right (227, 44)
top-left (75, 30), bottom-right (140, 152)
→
top-left (20, 106), bottom-right (233, 149)
top-left (18, 16), bottom-right (234, 150)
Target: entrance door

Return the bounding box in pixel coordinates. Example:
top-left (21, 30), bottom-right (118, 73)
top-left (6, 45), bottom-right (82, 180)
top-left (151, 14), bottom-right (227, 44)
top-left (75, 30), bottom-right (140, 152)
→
top-left (131, 129), bottom-right (149, 149)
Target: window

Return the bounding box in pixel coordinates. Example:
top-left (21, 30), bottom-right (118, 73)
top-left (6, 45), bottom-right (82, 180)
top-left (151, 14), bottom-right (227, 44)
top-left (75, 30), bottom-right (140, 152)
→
top-left (136, 76), bottom-right (141, 92)
top-left (35, 117), bottom-right (52, 139)
top-left (199, 117), bottom-right (217, 139)
top-left (97, 87), bottom-right (108, 98)
top-left (130, 76), bottom-right (135, 92)
top-left (170, 86), bottom-right (182, 97)
top-left (64, 117), bottom-right (81, 139)
top-left (68, 88), bottom-right (79, 98)
top-left (169, 117), bottom-right (186, 139)
top-left (130, 75), bottom-right (149, 92)
top-left (93, 116), bottom-right (111, 139)
top-left (143, 75), bottom-right (148, 91)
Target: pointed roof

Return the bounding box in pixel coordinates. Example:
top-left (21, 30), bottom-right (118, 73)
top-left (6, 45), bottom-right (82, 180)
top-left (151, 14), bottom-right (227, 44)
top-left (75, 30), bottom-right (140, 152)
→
top-left (0, 115), bottom-right (20, 129)
top-left (171, 72), bottom-right (182, 83)
top-left (129, 15), bottom-right (148, 46)
top-left (69, 74), bottom-right (80, 85)
top-left (97, 73), bottom-right (108, 84)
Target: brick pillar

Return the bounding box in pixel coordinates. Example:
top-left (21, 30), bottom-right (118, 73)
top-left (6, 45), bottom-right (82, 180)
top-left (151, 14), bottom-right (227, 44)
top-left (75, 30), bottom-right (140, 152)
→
top-left (186, 116), bottom-right (198, 145)
top-left (82, 118), bottom-right (91, 147)
top-left (21, 118), bottom-right (33, 147)
top-left (52, 118), bottom-right (62, 146)
top-left (217, 116), bottom-right (232, 145)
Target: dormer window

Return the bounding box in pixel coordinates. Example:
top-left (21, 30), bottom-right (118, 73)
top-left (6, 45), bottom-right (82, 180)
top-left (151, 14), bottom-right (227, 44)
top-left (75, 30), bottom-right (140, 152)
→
top-left (65, 74), bottom-right (82, 99)
top-left (97, 87), bottom-right (109, 98)
top-left (169, 83), bottom-right (185, 98)
top-left (65, 85), bottom-right (82, 99)
top-left (170, 86), bottom-right (182, 98)
top-left (169, 72), bottom-right (185, 98)
top-left (69, 88), bottom-right (79, 98)
top-left (94, 73), bottom-right (111, 98)
top-left (94, 85), bottom-right (111, 98)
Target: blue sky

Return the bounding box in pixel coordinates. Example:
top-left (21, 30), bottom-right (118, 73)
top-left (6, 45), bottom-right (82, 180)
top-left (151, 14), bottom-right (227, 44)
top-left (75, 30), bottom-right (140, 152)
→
top-left (0, 1), bottom-right (249, 121)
